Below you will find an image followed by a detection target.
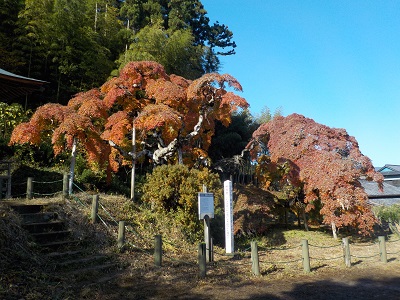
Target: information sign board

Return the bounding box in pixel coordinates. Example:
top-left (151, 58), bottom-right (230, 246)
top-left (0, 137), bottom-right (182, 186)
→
top-left (198, 192), bottom-right (214, 219)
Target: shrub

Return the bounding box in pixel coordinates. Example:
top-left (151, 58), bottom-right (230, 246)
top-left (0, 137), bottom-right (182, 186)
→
top-left (142, 165), bottom-right (223, 242)
top-left (373, 204), bottom-right (400, 223)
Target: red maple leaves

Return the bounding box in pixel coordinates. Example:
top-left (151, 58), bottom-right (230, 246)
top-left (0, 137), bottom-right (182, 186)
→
top-left (248, 113), bottom-right (384, 234)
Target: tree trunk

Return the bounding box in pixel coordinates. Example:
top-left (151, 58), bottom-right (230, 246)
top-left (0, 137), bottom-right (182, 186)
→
top-left (331, 222), bottom-right (338, 239)
top-left (68, 138), bottom-right (77, 195)
top-left (178, 147), bottom-right (183, 164)
top-left (131, 125), bottom-right (136, 201)
top-left (302, 208), bottom-right (309, 231)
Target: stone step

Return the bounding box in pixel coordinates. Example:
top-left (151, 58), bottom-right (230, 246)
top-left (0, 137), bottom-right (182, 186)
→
top-left (10, 203), bottom-right (44, 214)
top-left (5, 199), bottom-right (123, 286)
top-left (22, 220), bottom-right (65, 233)
top-left (20, 212), bottom-right (59, 224)
top-left (31, 229), bottom-right (71, 243)
top-left (38, 239), bottom-right (81, 253)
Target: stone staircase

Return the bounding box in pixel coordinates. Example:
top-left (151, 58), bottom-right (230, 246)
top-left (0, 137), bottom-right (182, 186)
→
top-left (8, 200), bottom-right (122, 287)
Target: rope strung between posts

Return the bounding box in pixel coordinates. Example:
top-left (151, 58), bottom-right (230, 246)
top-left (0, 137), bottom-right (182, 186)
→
top-left (387, 249), bottom-right (400, 255)
top-left (32, 179), bottom-right (63, 184)
top-left (32, 191), bottom-right (61, 197)
top-left (98, 201), bottom-right (119, 226)
top-left (309, 255), bottom-right (343, 261)
top-left (308, 243), bottom-right (342, 249)
top-left (259, 257), bottom-right (303, 265)
top-left (351, 253), bottom-right (380, 259)
top-left (387, 238), bottom-right (400, 243)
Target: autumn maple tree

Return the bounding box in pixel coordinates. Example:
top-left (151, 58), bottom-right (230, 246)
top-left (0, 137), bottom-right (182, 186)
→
top-left (247, 113), bottom-right (384, 237)
top-left (99, 61), bottom-right (248, 168)
top-left (10, 61), bottom-right (248, 196)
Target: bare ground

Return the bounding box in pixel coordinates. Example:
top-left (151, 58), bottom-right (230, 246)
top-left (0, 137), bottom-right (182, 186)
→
top-left (76, 242), bottom-right (400, 300)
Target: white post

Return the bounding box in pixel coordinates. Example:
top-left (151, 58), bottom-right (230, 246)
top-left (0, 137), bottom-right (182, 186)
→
top-left (224, 180), bottom-right (234, 254)
top-left (69, 138), bottom-right (77, 195)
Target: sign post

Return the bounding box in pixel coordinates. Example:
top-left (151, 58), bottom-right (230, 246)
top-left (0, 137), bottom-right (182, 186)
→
top-left (224, 180), bottom-right (234, 254)
top-left (198, 190), bottom-right (214, 262)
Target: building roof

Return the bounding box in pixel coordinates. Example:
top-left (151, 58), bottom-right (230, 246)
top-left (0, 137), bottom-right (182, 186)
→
top-left (360, 179), bottom-right (400, 205)
top-left (0, 68), bottom-right (47, 101)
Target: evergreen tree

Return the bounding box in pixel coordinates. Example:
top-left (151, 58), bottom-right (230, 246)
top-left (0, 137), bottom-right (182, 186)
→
top-left (0, 0), bottom-right (24, 71)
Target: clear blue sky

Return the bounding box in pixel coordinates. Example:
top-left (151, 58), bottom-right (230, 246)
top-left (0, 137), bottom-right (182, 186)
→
top-left (202, 0), bottom-right (400, 168)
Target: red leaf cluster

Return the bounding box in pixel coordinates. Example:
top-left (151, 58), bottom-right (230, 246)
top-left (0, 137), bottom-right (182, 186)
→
top-left (248, 113), bottom-right (384, 234)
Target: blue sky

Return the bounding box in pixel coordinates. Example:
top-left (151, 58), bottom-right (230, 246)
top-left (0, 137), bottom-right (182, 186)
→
top-left (202, 0), bottom-right (400, 167)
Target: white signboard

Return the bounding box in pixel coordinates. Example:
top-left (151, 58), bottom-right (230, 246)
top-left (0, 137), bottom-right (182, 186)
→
top-left (198, 192), bottom-right (214, 220)
top-left (224, 180), bottom-right (234, 254)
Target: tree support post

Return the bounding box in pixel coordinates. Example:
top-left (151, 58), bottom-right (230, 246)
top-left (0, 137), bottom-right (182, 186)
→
top-left (154, 235), bottom-right (162, 267)
top-left (91, 195), bottom-right (99, 224)
top-left (251, 241), bottom-right (261, 276)
top-left (62, 173), bottom-right (69, 200)
top-left (118, 221), bottom-right (126, 250)
top-left (26, 177), bottom-right (33, 200)
top-left (131, 125), bottom-right (136, 201)
top-left (378, 236), bottom-right (387, 263)
top-left (301, 239), bottom-right (311, 273)
top-left (68, 138), bottom-right (77, 195)
top-left (198, 243), bottom-right (206, 278)
top-left (342, 237), bottom-right (351, 267)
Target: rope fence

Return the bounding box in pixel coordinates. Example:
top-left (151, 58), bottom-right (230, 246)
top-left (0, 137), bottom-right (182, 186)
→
top-left (84, 189), bottom-right (400, 278)
top-left (4, 175), bottom-right (400, 279)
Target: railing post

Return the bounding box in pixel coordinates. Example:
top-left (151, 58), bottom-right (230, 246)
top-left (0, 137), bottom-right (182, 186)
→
top-left (343, 237), bottom-right (351, 267)
top-left (198, 243), bottom-right (206, 278)
top-left (0, 178), bottom-right (3, 200)
top-left (26, 177), bottom-right (33, 200)
top-left (204, 215), bottom-right (212, 262)
top-left (62, 173), bottom-right (69, 200)
top-left (91, 195), bottom-right (99, 223)
top-left (378, 236), bottom-right (387, 263)
top-left (301, 239), bottom-right (311, 273)
top-left (210, 237), bottom-right (214, 262)
top-left (154, 235), bottom-right (162, 267)
top-left (118, 221), bottom-right (126, 250)
top-left (251, 241), bottom-right (260, 276)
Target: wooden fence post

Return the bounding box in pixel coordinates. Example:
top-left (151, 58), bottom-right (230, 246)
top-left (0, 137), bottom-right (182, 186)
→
top-left (251, 241), bottom-right (260, 276)
top-left (118, 221), bottom-right (126, 250)
top-left (62, 173), bottom-right (69, 200)
top-left (378, 236), bottom-right (387, 263)
top-left (301, 239), bottom-right (311, 273)
top-left (154, 235), bottom-right (162, 267)
top-left (91, 195), bottom-right (99, 224)
top-left (343, 237), bottom-right (351, 267)
top-left (26, 177), bottom-right (33, 200)
top-left (210, 238), bottom-right (214, 263)
top-left (198, 243), bottom-right (206, 278)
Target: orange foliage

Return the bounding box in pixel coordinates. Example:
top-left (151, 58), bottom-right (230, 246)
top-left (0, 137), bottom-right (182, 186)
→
top-left (10, 61), bottom-right (249, 177)
top-left (248, 113), bottom-right (383, 234)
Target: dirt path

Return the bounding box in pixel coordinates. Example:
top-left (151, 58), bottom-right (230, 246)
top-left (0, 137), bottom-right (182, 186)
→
top-left (79, 260), bottom-right (400, 300)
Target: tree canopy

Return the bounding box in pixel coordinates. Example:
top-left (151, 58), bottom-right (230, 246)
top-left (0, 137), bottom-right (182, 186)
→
top-left (10, 61), bottom-right (249, 180)
top-left (247, 113), bottom-right (384, 235)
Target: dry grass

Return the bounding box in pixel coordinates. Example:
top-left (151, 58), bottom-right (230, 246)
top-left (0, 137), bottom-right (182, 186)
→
top-left (1, 193), bottom-right (400, 299)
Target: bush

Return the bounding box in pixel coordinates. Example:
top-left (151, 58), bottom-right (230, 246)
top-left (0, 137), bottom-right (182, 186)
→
top-left (142, 165), bottom-right (223, 242)
top-left (373, 204), bottom-right (400, 223)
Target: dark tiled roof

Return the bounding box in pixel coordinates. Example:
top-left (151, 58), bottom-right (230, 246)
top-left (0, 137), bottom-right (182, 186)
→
top-left (360, 179), bottom-right (400, 205)
top-left (0, 68), bottom-right (47, 101)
